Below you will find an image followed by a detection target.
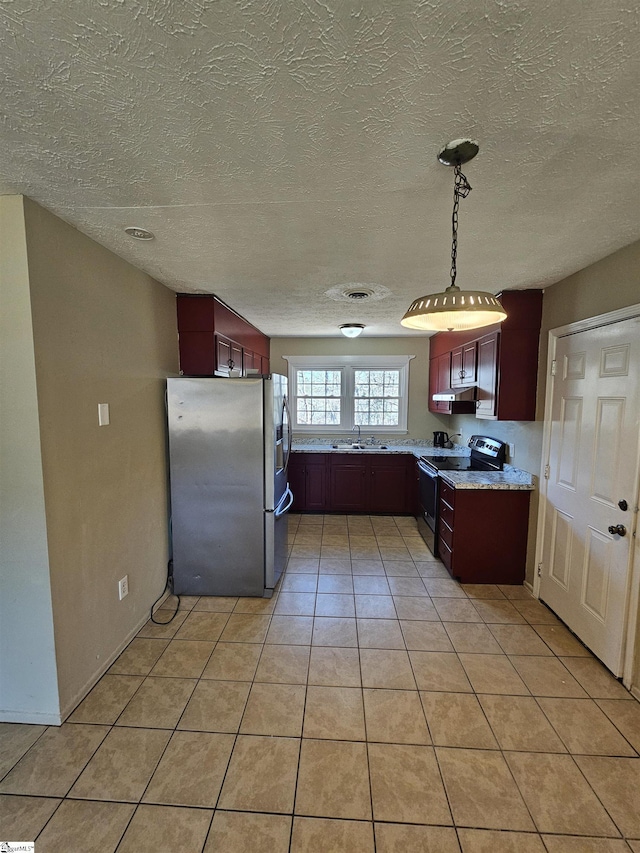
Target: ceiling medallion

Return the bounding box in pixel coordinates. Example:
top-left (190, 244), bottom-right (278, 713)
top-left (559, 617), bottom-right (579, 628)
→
top-left (324, 283), bottom-right (392, 303)
top-left (401, 139), bottom-right (507, 333)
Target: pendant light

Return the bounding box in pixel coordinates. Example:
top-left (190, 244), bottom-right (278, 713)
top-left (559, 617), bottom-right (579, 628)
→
top-left (401, 139), bottom-right (507, 332)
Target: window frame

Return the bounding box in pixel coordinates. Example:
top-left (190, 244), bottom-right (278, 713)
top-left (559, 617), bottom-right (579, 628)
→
top-left (283, 355), bottom-right (412, 434)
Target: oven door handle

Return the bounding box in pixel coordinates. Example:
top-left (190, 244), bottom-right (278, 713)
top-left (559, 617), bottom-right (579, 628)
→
top-left (418, 460), bottom-right (438, 477)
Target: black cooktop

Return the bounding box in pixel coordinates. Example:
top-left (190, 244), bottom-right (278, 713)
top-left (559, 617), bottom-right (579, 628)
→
top-left (421, 436), bottom-right (507, 473)
top-left (421, 456), bottom-right (479, 472)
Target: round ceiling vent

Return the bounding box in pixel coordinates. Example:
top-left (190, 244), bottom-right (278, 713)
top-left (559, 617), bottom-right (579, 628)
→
top-left (324, 283), bottom-right (392, 303)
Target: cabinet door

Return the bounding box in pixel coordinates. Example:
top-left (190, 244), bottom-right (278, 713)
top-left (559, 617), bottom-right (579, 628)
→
top-left (368, 457), bottom-right (409, 513)
top-left (230, 342), bottom-right (243, 375)
top-left (216, 336), bottom-right (243, 376)
top-left (450, 347), bottom-right (464, 388)
top-left (305, 460), bottom-right (328, 511)
top-left (451, 342), bottom-right (478, 387)
top-left (288, 458), bottom-right (307, 511)
top-left (475, 332), bottom-right (498, 418)
top-left (462, 341), bottom-right (477, 384)
top-left (429, 353), bottom-right (453, 414)
top-left (215, 335), bottom-right (232, 376)
top-left (330, 459), bottom-right (367, 512)
top-left (242, 349), bottom-right (259, 375)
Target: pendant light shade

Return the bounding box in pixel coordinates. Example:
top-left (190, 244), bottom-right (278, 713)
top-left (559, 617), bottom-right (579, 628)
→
top-left (401, 139), bottom-right (507, 333)
top-left (401, 286), bottom-right (506, 332)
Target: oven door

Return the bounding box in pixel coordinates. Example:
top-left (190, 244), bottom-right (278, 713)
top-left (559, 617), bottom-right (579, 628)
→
top-left (417, 459), bottom-right (439, 558)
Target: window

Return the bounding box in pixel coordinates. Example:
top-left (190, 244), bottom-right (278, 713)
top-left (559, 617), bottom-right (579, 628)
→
top-left (354, 369), bottom-right (400, 426)
top-left (296, 369), bottom-right (342, 426)
top-left (283, 355), bottom-right (412, 433)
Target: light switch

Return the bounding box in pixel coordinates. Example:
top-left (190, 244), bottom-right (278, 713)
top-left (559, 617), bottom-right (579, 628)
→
top-left (98, 403), bottom-right (110, 426)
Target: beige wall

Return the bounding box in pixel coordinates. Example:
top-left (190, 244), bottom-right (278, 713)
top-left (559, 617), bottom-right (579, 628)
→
top-left (4, 198), bottom-right (179, 720)
top-left (270, 335), bottom-right (446, 440)
top-left (0, 196), bottom-right (60, 723)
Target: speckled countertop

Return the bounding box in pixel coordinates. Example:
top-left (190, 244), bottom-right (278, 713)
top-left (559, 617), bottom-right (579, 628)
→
top-left (291, 440), bottom-right (535, 491)
top-left (438, 469), bottom-right (535, 491)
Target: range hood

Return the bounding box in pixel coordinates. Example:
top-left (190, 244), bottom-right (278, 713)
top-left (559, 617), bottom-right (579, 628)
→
top-left (432, 385), bottom-right (477, 403)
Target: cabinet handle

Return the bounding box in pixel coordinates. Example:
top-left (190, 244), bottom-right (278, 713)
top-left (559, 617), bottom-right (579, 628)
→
top-left (228, 359), bottom-right (235, 369)
top-left (459, 370), bottom-right (465, 379)
top-left (476, 400), bottom-right (481, 408)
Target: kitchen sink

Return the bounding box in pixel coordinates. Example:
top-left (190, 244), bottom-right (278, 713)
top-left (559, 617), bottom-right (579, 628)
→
top-left (331, 444), bottom-right (390, 450)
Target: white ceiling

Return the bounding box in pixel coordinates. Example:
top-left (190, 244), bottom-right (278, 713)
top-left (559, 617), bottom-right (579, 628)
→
top-left (2, 1), bottom-right (639, 337)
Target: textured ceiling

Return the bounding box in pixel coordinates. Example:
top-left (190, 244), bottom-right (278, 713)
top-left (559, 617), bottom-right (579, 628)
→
top-left (1, 0), bottom-right (639, 336)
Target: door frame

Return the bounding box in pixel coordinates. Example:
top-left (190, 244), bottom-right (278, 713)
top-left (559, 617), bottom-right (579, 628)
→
top-left (533, 302), bottom-right (640, 692)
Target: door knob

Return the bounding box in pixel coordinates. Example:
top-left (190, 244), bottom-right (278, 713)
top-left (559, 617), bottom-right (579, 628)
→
top-left (608, 524), bottom-right (627, 537)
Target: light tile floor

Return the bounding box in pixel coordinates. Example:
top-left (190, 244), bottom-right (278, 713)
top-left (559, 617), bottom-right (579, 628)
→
top-left (2, 513), bottom-right (640, 851)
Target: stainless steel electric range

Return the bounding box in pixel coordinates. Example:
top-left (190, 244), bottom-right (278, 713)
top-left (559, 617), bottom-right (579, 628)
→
top-left (417, 435), bottom-right (507, 557)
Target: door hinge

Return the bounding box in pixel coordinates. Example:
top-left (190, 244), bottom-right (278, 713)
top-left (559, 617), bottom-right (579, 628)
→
top-left (537, 562), bottom-right (543, 578)
top-left (551, 359), bottom-right (557, 376)
top-left (544, 464), bottom-right (550, 479)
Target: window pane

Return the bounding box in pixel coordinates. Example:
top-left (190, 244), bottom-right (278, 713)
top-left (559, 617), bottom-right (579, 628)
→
top-left (352, 368), bottom-right (401, 426)
top-left (295, 368), bottom-right (343, 425)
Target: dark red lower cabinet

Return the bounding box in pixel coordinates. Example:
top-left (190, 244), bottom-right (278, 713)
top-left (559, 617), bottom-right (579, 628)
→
top-left (438, 479), bottom-right (530, 584)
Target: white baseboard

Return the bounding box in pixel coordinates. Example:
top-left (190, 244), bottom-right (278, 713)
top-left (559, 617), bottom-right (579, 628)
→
top-left (1, 590), bottom-right (171, 726)
top-left (0, 709), bottom-right (62, 725)
top-left (59, 591), bottom-right (171, 722)
top-left (58, 609), bottom-right (154, 723)
top-left (524, 580), bottom-right (535, 596)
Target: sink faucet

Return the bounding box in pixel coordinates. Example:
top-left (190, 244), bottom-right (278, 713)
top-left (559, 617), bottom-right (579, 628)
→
top-left (352, 424), bottom-right (361, 443)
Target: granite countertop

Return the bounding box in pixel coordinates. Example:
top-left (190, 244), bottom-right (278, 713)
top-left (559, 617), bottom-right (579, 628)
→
top-left (439, 468), bottom-right (535, 491)
top-left (290, 440), bottom-right (535, 491)
top-left (292, 443), bottom-right (446, 457)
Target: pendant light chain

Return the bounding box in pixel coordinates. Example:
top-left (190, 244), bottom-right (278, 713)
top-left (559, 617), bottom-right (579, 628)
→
top-left (450, 164), bottom-right (472, 289)
top-left (401, 138), bottom-right (507, 331)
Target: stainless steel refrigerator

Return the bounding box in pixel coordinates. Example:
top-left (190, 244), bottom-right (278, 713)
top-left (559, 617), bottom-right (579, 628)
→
top-left (166, 375), bottom-right (293, 597)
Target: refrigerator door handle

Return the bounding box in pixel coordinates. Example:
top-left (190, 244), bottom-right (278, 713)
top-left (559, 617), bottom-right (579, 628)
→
top-left (283, 394), bottom-right (293, 475)
top-left (275, 485), bottom-right (294, 518)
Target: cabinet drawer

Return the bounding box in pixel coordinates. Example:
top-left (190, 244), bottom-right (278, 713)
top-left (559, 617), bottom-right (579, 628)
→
top-left (438, 536), bottom-right (452, 571)
top-left (439, 498), bottom-right (454, 531)
top-left (439, 479), bottom-right (455, 508)
top-left (439, 519), bottom-right (454, 550)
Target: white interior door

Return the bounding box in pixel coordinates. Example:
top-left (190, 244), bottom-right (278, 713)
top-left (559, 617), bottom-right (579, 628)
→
top-left (539, 316), bottom-right (640, 676)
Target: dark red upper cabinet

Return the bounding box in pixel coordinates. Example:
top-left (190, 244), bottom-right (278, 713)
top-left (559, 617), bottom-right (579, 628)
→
top-left (176, 295), bottom-right (270, 377)
top-left (428, 290), bottom-right (542, 421)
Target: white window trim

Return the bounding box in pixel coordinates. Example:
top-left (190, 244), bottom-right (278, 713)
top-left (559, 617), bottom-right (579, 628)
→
top-left (282, 354), bottom-right (414, 434)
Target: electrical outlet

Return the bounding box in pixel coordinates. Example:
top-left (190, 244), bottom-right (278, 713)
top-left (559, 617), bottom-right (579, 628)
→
top-left (508, 443), bottom-right (515, 459)
top-left (118, 575), bottom-right (129, 600)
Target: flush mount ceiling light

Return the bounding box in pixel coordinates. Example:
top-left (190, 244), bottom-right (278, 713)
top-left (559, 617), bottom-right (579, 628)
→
top-left (124, 226), bottom-right (154, 240)
top-left (340, 324), bottom-right (365, 338)
top-left (401, 139), bottom-right (507, 333)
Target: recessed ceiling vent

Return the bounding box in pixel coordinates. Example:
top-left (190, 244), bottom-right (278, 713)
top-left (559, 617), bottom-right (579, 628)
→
top-left (324, 283), bottom-right (392, 303)
top-left (125, 226), bottom-right (154, 240)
